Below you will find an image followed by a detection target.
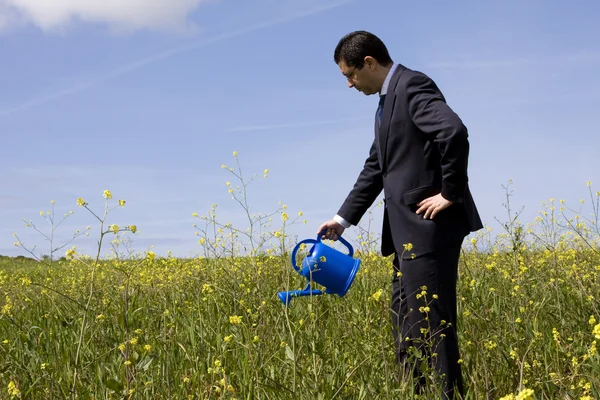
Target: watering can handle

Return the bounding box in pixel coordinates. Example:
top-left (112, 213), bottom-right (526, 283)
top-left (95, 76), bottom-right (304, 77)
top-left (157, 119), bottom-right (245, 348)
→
top-left (316, 231), bottom-right (354, 258)
top-left (291, 238), bottom-right (318, 273)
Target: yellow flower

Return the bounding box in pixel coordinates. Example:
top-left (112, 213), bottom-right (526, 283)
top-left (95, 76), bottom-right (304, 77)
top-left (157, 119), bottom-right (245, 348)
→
top-left (7, 381), bottom-right (20, 397)
top-left (224, 335), bottom-right (233, 342)
top-left (118, 199), bottom-right (126, 207)
top-left (233, 151), bottom-right (238, 157)
top-left (499, 395), bottom-right (515, 400)
top-left (127, 225), bottom-right (137, 234)
top-left (371, 289), bottom-right (383, 301)
top-left (103, 190), bottom-right (112, 199)
top-left (593, 323), bottom-right (600, 340)
top-left (77, 197), bottom-right (87, 207)
top-left (229, 315), bottom-right (242, 324)
top-left (515, 388), bottom-right (534, 400)
top-left (65, 246), bottom-right (77, 259)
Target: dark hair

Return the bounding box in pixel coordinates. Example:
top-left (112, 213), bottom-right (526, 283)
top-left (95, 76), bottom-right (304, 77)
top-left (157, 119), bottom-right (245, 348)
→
top-left (334, 31), bottom-right (393, 68)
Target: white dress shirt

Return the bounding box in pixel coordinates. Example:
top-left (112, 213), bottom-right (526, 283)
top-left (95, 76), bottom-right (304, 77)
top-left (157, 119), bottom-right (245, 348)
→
top-left (333, 63), bottom-right (398, 229)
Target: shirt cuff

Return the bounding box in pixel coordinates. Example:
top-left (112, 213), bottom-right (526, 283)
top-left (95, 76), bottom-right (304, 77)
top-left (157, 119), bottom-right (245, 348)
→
top-left (333, 214), bottom-right (352, 229)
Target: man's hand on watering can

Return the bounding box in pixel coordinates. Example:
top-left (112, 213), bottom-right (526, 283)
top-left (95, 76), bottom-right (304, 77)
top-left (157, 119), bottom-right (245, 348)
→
top-left (317, 220), bottom-right (345, 241)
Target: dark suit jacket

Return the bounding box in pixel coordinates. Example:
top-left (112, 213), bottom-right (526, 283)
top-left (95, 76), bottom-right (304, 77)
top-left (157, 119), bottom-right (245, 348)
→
top-left (337, 64), bottom-right (483, 259)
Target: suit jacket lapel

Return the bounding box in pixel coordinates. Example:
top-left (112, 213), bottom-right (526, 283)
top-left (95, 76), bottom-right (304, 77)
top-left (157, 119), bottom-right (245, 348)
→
top-left (378, 64), bottom-right (406, 173)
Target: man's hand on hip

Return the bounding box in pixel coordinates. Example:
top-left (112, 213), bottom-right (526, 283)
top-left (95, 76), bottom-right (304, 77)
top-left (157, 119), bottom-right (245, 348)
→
top-left (416, 193), bottom-right (453, 219)
top-left (317, 220), bottom-right (345, 241)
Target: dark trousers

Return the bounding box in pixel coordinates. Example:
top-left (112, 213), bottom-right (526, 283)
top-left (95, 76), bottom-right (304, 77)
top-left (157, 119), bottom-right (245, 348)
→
top-left (390, 239), bottom-right (464, 399)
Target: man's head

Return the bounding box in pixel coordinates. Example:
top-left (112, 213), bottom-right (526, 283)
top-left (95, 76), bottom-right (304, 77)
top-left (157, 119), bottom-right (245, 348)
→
top-left (334, 30), bottom-right (393, 95)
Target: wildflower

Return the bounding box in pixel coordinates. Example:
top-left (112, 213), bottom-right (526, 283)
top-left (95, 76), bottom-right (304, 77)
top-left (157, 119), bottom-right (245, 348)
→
top-left (118, 199), bottom-right (126, 207)
top-left (371, 289), bottom-right (383, 301)
top-left (77, 197), bottom-right (87, 207)
top-left (233, 151), bottom-right (238, 157)
top-left (224, 335), bottom-right (233, 342)
top-left (103, 190), bottom-right (112, 199)
top-left (593, 323), bottom-right (600, 340)
top-left (144, 344), bottom-right (152, 352)
top-left (515, 388), bottom-right (534, 400)
top-left (229, 315), bottom-right (242, 324)
top-left (127, 225), bottom-right (137, 234)
top-left (7, 381), bottom-right (20, 398)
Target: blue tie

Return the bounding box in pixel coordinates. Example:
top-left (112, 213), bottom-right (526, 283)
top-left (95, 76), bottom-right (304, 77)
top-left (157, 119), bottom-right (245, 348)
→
top-left (377, 94), bottom-right (386, 126)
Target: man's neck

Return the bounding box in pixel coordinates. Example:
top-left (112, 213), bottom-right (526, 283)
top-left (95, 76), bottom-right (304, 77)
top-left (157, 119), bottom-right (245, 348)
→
top-left (379, 62), bottom-right (396, 96)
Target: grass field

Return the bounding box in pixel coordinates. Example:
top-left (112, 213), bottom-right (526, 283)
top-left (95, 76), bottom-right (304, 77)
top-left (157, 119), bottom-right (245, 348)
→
top-left (1, 161), bottom-right (599, 399)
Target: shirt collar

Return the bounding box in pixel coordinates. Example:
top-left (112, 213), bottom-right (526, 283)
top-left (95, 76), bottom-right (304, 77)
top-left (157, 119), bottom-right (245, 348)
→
top-left (380, 63), bottom-right (397, 96)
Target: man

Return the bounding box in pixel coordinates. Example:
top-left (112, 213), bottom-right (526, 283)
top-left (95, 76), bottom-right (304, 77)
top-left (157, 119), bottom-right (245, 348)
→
top-left (317, 31), bottom-right (483, 399)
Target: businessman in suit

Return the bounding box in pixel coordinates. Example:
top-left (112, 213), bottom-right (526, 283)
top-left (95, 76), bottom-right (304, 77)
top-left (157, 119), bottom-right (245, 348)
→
top-left (317, 31), bottom-right (484, 399)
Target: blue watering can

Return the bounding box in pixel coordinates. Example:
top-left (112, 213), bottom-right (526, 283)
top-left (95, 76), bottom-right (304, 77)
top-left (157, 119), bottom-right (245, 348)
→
top-left (277, 232), bottom-right (361, 306)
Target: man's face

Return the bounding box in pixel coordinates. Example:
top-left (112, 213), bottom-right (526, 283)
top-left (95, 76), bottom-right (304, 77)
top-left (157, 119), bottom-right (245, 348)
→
top-left (338, 58), bottom-right (377, 95)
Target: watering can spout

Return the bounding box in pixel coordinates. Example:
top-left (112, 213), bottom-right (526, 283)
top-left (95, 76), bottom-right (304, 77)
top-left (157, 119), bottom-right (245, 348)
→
top-left (277, 286), bottom-right (324, 306)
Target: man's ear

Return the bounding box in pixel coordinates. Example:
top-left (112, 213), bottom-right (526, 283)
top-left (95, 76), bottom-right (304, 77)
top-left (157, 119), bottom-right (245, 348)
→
top-left (364, 56), bottom-right (376, 70)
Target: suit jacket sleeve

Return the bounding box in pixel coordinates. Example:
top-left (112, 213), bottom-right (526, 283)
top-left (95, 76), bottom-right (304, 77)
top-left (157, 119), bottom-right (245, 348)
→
top-left (405, 73), bottom-right (470, 203)
top-left (336, 138), bottom-right (383, 225)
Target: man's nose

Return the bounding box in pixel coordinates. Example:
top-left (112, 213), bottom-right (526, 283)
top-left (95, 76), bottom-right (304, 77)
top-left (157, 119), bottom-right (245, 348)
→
top-left (347, 80), bottom-right (354, 88)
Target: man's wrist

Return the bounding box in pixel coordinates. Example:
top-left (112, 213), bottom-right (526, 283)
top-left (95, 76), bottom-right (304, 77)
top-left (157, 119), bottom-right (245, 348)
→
top-left (333, 214), bottom-right (352, 229)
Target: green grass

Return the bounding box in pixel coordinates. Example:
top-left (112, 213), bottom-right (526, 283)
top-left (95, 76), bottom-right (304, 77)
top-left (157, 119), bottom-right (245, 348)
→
top-left (1, 237), bottom-right (599, 399)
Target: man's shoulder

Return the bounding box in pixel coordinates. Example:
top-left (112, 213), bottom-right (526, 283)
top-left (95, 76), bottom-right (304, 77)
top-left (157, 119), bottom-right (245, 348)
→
top-left (392, 66), bottom-right (442, 96)
top-left (394, 65), bottom-right (434, 87)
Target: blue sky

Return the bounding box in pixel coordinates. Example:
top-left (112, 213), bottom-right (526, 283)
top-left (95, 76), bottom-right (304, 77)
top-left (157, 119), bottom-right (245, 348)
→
top-left (1, 0), bottom-right (599, 258)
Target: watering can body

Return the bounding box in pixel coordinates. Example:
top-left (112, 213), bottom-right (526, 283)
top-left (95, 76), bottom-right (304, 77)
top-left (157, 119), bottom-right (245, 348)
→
top-left (277, 233), bottom-right (361, 306)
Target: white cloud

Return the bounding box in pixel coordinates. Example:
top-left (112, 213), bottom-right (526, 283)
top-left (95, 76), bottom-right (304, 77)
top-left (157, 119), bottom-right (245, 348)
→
top-left (0, 0), bottom-right (212, 33)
